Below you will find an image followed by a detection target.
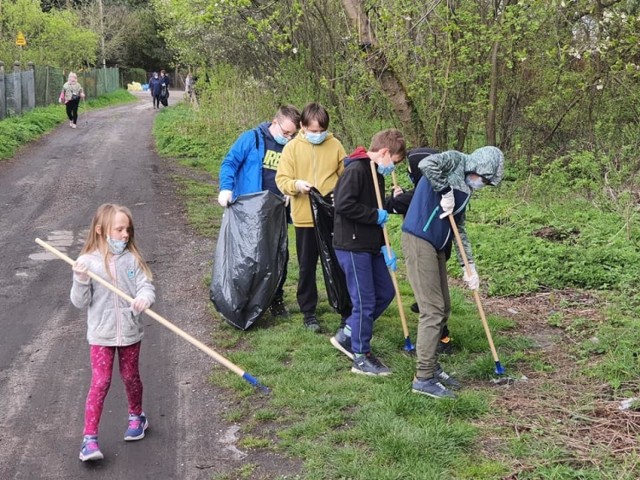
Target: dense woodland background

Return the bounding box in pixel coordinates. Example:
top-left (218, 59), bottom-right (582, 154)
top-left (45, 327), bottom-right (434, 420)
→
top-left (2, 1), bottom-right (640, 169)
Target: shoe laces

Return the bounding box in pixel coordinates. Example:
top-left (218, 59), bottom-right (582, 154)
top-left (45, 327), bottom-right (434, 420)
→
top-left (367, 354), bottom-right (385, 368)
top-left (435, 381), bottom-right (449, 391)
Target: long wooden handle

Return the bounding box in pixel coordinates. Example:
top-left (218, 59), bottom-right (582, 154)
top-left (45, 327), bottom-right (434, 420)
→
top-left (369, 162), bottom-right (410, 339)
top-left (35, 238), bottom-right (246, 377)
top-left (446, 218), bottom-right (501, 362)
top-left (391, 171), bottom-right (399, 190)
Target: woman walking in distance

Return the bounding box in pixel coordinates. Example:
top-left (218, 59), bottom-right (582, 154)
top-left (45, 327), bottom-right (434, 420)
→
top-left (59, 72), bottom-right (85, 128)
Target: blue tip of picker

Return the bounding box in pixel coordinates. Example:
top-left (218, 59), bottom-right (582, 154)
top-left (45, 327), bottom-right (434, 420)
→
top-left (494, 362), bottom-right (506, 376)
top-left (242, 372), bottom-right (271, 394)
top-left (403, 337), bottom-right (416, 353)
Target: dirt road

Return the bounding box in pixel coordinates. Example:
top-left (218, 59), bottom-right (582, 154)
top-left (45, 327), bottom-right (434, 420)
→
top-left (0, 92), bottom-right (298, 479)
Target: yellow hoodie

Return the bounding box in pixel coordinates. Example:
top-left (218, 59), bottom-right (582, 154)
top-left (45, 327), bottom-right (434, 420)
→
top-left (276, 132), bottom-right (346, 227)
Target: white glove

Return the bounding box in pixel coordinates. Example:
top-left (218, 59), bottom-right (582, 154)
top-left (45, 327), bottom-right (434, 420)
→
top-left (284, 195), bottom-right (291, 207)
top-left (439, 189), bottom-right (455, 219)
top-left (72, 261), bottom-right (90, 282)
top-left (294, 179), bottom-right (312, 193)
top-left (463, 263), bottom-right (480, 290)
top-left (132, 297), bottom-right (151, 314)
top-left (218, 190), bottom-right (232, 207)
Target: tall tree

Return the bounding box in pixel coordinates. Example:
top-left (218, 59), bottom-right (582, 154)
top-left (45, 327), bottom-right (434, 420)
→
top-left (340, 0), bottom-right (429, 146)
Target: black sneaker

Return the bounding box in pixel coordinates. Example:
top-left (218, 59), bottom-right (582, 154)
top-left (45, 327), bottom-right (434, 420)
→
top-left (437, 337), bottom-right (453, 355)
top-left (410, 302), bottom-right (420, 313)
top-left (434, 365), bottom-right (461, 390)
top-left (351, 353), bottom-right (392, 376)
top-left (303, 315), bottom-right (321, 333)
top-left (330, 328), bottom-right (353, 359)
top-left (412, 377), bottom-right (456, 399)
top-left (270, 298), bottom-right (289, 317)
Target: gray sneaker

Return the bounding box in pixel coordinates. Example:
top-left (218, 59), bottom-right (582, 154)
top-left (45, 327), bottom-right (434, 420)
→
top-left (303, 315), bottom-right (321, 333)
top-left (412, 377), bottom-right (457, 399)
top-left (435, 365), bottom-right (461, 390)
top-left (351, 354), bottom-right (392, 376)
top-left (330, 328), bottom-right (353, 359)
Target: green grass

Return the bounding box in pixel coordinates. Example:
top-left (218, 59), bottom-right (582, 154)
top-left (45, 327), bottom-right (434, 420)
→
top-left (151, 85), bottom-right (640, 478)
top-left (0, 62), bottom-right (632, 479)
top-left (9, 71), bottom-right (639, 477)
top-left (0, 89), bottom-right (137, 161)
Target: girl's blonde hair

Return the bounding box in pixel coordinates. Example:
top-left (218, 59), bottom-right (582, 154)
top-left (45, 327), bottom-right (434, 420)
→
top-left (81, 203), bottom-right (153, 280)
top-left (68, 72), bottom-right (77, 82)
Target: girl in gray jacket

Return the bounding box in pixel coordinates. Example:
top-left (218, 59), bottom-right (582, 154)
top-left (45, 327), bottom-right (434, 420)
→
top-left (70, 204), bottom-right (155, 462)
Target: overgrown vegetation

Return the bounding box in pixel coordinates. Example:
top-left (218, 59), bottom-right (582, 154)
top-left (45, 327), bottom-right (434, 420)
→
top-left (0, 0), bottom-right (171, 71)
top-left (154, 1), bottom-right (640, 162)
top-left (0, 89), bottom-right (136, 160)
top-left (152, 66), bottom-right (640, 479)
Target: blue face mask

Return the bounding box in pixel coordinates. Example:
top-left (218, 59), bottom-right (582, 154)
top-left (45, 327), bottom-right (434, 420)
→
top-left (306, 131), bottom-right (328, 145)
top-left (107, 236), bottom-right (128, 255)
top-left (377, 163), bottom-right (395, 176)
top-left (274, 134), bottom-right (289, 146)
top-left (465, 175), bottom-right (485, 190)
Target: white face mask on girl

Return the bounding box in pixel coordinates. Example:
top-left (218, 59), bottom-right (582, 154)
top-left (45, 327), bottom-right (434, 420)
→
top-left (107, 236), bottom-right (128, 255)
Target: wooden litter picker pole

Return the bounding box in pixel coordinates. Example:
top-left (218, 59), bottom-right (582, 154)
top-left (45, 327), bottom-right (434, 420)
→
top-left (35, 238), bottom-right (270, 393)
top-left (369, 162), bottom-right (415, 352)
top-left (446, 218), bottom-right (505, 375)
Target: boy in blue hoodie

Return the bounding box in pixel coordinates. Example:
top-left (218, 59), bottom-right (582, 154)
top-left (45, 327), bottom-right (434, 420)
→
top-left (330, 129), bottom-right (406, 376)
top-left (402, 146), bottom-right (504, 398)
top-left (217, 105), bottom-right (301, 317)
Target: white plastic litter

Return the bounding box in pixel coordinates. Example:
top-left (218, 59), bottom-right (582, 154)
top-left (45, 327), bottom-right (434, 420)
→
top-left (619, 397), bottom-right (638, 411)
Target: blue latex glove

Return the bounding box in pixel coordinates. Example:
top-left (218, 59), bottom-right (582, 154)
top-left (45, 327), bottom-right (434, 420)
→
top-left (376, 209), bottom-right (389, 226)
top-left (380, 246), bottom-right (397, 271)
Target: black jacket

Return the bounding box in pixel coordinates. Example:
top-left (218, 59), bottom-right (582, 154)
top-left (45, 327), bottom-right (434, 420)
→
top-left (384, 147), bottom-right (440, 215)
top-left (333, 151), bottom-right (385, 253)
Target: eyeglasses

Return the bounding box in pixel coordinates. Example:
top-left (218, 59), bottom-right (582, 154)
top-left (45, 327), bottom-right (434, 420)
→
top-left (277, 120), bottom-right (297, 139)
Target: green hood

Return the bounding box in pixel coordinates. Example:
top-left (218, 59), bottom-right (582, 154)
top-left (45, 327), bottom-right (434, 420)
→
top-left (465, 146), bottom-right (504, 186)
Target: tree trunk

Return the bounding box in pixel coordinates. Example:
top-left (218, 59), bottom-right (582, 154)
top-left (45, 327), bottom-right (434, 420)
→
top-left (485, 40), bottom-right (499, 145)
top-left (340, 0), bottom-right (428, 146)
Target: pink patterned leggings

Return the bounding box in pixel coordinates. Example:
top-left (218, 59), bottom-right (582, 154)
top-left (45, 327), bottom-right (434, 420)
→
top-left (84, 342), bottom-right (143, 436)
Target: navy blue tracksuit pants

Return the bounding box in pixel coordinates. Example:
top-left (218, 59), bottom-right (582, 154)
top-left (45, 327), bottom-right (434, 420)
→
top-left (335, 249), bottom-right (395, 354)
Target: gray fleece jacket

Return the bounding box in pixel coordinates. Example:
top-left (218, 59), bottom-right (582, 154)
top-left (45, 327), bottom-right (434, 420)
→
top-left (70, 250), bottom-right (155, 346)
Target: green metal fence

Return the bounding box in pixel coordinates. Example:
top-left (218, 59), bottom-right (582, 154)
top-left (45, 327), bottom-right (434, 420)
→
top-left (33, 65), bottom-right (65, 107)
top-left (0, 62), bottom-right (120, 120)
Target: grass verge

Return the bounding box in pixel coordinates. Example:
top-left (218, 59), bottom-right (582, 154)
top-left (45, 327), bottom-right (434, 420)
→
top-left (154, 102), bottom-right (640, 479)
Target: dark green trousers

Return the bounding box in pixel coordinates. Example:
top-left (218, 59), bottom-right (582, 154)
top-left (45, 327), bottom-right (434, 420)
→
top-left (401, 232), bottom-right (450, 379)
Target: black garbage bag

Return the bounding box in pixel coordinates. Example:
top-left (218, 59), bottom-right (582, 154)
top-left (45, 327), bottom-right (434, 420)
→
top-left (309, 187), bottom-right (352, 317)
top-left (160, 85), bottom-right (169, 106)
top-left (210, 191), bottom-right (288, 330)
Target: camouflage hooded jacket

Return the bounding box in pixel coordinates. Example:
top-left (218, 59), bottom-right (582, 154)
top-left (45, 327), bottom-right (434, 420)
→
top-left (417, 146), bottom-right (504, 266)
